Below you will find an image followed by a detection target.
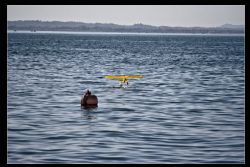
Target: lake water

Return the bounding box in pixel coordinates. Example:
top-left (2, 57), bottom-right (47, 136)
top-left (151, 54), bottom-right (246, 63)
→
top-left (7, 32), bottom-right (245, 163)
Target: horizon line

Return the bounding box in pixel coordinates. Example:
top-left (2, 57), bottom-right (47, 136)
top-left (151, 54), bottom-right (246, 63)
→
top-left (7, 19), bottom-right (245, 28)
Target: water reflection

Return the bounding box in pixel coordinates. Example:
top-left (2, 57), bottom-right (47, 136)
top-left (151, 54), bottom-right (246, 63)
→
top-left (81, 106), bottom-right (98, 120)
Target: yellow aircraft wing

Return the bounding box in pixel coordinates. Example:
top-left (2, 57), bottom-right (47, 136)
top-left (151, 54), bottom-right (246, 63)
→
top-left (105, 75), bottom-right (144, 80)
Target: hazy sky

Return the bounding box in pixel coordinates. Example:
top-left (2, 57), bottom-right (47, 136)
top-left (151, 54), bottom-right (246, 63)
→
top-left (7, 5), bottom-right (245, 27)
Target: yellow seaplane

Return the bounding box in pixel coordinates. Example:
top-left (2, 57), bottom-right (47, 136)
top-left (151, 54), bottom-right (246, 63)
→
top-left (105, 75), bottom-right (144, 87)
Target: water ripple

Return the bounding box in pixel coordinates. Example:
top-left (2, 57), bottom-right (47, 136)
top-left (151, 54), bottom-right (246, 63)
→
top-left (8, 33), bottom-right (244, 163)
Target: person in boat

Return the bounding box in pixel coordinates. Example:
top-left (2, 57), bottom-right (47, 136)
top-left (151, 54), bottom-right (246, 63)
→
top-left (81, 89), bottom-right (98, 107)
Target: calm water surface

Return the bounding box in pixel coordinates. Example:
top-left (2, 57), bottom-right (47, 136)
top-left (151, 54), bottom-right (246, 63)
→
top-left (8, 32), bottom-right (245, 163)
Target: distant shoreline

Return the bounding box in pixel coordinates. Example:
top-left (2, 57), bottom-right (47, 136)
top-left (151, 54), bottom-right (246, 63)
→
top-left (8, 20), bottom-right (244, 35)
top-left (7, 30), bottom-right (245, 36)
